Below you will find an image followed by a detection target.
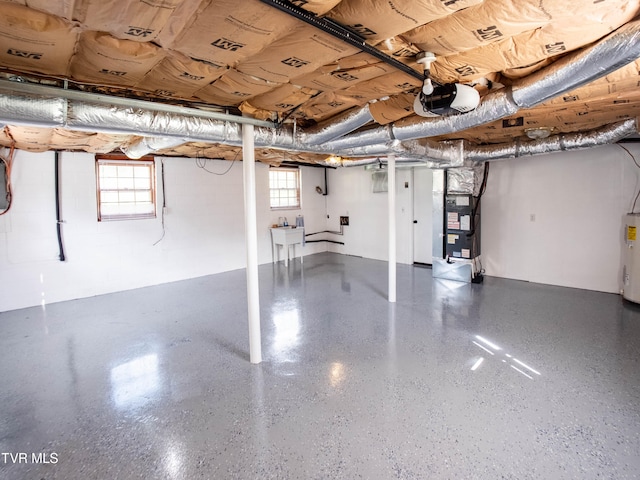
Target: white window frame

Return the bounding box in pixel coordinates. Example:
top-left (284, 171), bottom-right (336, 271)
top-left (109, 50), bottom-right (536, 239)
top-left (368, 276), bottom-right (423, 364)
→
top-left (269, 167), bottom-right (301, 210)
top-left (96, 156), bottom-right (156, 221)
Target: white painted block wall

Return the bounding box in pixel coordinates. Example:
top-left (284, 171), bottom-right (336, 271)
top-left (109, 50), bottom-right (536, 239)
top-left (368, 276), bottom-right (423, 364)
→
top-left (0, 151), bottom-right (327, 311)
top-left (2, 143), bottom-right (638, 311)
top-left (320, 144), bottom-right (639, 294)
top-left (324, 166), bottom-right (414, 265)
top-left (481, 144), bottom-right (640, 294)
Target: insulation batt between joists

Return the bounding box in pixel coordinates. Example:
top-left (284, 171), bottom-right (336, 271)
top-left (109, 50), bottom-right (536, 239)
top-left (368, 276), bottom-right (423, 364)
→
top-left (239, 83), bottom-right (318, 119)
top-left (154, 0), bottom-right (343, 50)
top-left (235, 24), bottom-right (359, 84)
top-left (70, 31), bottom-right (166, 87)
top-left (339, 71), bottom-right (421, 103)
top-left (376, 37), bottom-right (421, 66)
top-left (2, 11), bottom-right (640, 164)
top-left (290, 0), bottom-right (343, 15)
top-left (512, 17), bottom-right (640, 108)
top-left (168, 0), bottom-right (299, 68)
top-left (294, 56), bottom-right (396, 92)
top-left (327, 0), bottom-right (482, 45)
top-left (296, 92), bottom-right (361, 122)
top-left (404, 0), bottom-right (555, 56)
top-left (368, 94), bottom-right (415, 125)
top-left (431, 0), bottom-right (640, 83)
top-left (195, 70), bottom-right (282, 107)
top-left (73, 0), bottom-right (184, 42)
top-left (0, 3), bottom-right (79, 77)
top-left (135, 52), bottom-right (227, 99)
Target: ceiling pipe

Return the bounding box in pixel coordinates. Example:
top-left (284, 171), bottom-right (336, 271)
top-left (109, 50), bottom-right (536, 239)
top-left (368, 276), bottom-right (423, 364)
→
top-left (0, 79), bottom-right (274, 129)
top-left (319, 18), bottom-right (640, 151)
top-left (511, 23), bottom-right (640, 108)
top-left (319, 89), bottom-right (518, 151)
top-left (297, 104), bottom-right (375, 145)
top-left (0, 19), bottom-right (639, 162)
top-left (464, 119), bottom-right (638, 163)
top-left (332, 119), bottom-right (639, 167)
top-left (120, 100), bottom-right (375, 156)
top-left (0, 86), bottom-right (634, 166)
top-left (121, 136), bottom-right (189, 159)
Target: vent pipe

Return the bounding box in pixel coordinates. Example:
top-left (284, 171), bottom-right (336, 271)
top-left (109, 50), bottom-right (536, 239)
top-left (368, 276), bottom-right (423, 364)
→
top-left (0, 19), bottom-right (639, 162)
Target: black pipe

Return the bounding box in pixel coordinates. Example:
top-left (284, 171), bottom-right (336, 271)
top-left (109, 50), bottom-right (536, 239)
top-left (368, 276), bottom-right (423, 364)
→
top-left (258, 0), bottom-right (425, 83)
top-left (323, 167), bottom-right (328, 196)
top-left (305, 226), bottom-right (343, 236)
top-left (54, 151), bottom-right (65, 261)
top-left (305, 239), bottom-right (345, 245)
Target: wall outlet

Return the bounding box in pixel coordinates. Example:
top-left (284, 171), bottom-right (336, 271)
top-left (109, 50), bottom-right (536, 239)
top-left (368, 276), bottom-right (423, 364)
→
top-left (530, 213), bottom-right (536, 222)
top-left (340, 216), bottom-right (349, 226)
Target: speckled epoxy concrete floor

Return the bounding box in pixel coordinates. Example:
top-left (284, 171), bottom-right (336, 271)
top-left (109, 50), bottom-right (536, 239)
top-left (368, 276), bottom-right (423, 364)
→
top-left (1, 252), bottom-right (640, 479)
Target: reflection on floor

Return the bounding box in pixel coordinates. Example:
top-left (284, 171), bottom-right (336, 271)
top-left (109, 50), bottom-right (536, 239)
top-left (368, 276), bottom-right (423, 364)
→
top-left (1, 252), bottom-right (639, 479)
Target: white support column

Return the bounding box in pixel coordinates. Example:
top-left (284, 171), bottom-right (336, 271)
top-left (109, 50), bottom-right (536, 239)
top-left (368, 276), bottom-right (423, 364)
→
top-left (388, 153), bottom-right (396, 303)
top-left (242, 123), bottom-right (262, 364)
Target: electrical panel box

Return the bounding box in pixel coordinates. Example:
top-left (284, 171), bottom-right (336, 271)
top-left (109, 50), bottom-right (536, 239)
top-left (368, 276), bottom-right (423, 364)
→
top-left (445, 194), bottom-right (480, 259)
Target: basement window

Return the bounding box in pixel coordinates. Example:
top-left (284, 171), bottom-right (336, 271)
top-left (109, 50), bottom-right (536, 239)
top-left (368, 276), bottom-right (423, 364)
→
top-left (96, 156), bottom-right (156, 221)
top-left (269, 167), bottom-right (300, 210)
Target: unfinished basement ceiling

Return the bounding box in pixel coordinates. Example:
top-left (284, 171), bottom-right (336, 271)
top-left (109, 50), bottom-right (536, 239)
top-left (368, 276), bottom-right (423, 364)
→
top-left (0, 0), bottom-right (639, 164)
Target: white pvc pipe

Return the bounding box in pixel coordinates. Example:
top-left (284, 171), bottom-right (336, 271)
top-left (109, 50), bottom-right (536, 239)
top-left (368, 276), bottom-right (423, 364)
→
top-left (242, 123), bottom-right (262, 364)
top-left (388, 153), bottom-right (396, 303)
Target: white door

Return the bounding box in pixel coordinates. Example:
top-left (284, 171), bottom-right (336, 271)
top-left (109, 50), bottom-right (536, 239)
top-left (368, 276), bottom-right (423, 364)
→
top-left (413, 167), bottom-right (433, 264)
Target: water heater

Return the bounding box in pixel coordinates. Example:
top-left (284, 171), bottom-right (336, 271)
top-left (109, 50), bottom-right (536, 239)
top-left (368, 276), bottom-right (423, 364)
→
top-left (623, 213), bottom-right (640, 303)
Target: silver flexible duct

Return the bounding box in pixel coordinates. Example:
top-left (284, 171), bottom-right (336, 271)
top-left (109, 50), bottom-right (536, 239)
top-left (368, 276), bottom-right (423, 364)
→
top-left (0, 18), bottom-right (639, 162)
top-left (0, 91), bottom-right (65, 127)
top-left (465, 119), bottom-right (638, 162)
top-left (318, 88), bottom-right (518, 150)
top-left (512, 20), bottom-right (640, 108)
top-left (298, 104), bottom-right (375, 145)
top-left (400, 139), bottom-right (464, 165)
top-left (317, 125), bottom-right (395, 151)
top-left (322, 19), bottom-right (640, 150)
top-left (68, 101), bottom-right (232, 141)
top-left (391, 89), bottom-right (518, 141)
top-left (1, 86), bottom-right (635, 165)
top-left (121, 136), bottom-right (190, 159)
top-left (317, 156), bottom-right (443, 168)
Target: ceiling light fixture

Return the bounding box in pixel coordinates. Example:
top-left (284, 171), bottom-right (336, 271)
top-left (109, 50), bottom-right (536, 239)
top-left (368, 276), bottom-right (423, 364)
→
top-left (525, 127), bottom-right (554, 139)
top-left (413, 52), bottom-right (480, 118)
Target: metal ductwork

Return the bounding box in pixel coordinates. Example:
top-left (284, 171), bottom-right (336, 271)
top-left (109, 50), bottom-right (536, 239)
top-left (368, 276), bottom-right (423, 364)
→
top-left (0, 18), bottom-right (639, 163)
top-left (392, 89), bottom-right (518, 141)
top-left (320, 18), bottom-right (640, 152)
top-left (511, 20), bottom-right (640, 108)
top-left (323, 89), bottom-right (518, 151)
top-left (297, 104), bottom-right (375, 145)
top-left (0, 91), bottom-right (66, 127)
top-left (335, 119), bottom-right (639, 167)
top-left (121, 136), bottom-right (189, 159)
top-left (464, 119), bottom-right (639, 163)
